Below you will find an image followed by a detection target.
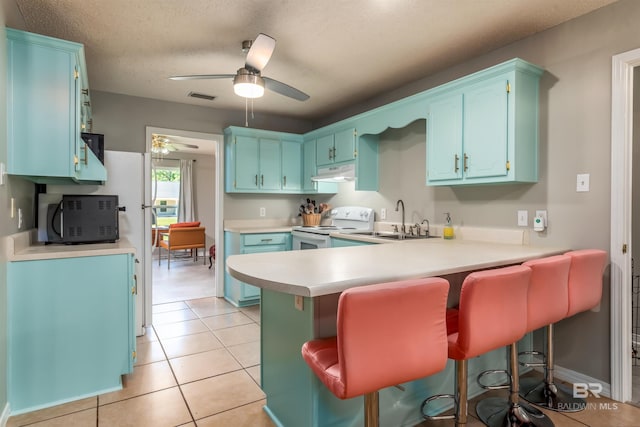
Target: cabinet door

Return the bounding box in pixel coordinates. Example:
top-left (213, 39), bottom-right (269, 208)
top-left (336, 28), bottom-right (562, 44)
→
top-left (463, 78), bottom-right (509, 179)
top-left (334, 128), bottom-right (356, 163)
top-left (281, 140), bottom-right (302, 191)
top-left (7, 36), bottom-right (77, 178)
top-left (427, 94), bottom-right (463, 182)
top-left (234, 136), bottom-right (260, 190)
top-left (316, 135), bottom-right (334, 166)
top-left (259, 138), bottom-right (282, 190)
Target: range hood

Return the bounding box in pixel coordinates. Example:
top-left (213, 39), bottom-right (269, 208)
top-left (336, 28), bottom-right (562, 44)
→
top-left (311, 163), bottom-right (355, 182)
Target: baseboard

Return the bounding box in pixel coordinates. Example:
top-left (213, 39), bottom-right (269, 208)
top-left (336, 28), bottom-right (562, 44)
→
top-left (553, 364), bottom-right (612, 399)
top-left (1, 402), bottom-right (10, 427)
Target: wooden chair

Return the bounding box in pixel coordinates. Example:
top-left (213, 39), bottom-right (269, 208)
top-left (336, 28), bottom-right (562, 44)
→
top-left (158, 223), bottom-right (206, 269)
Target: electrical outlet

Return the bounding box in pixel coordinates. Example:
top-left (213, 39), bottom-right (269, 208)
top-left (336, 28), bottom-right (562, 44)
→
top-left (380, 208), bottom-right (386, 220)
top-left (517, 210), bottom-right (528, 227)
top-left (295, 295), bottom-right (304, 311)
top-left (535, 210), bottom-right (548, 226)
top-left (259, 207), bottom-right (266, 217)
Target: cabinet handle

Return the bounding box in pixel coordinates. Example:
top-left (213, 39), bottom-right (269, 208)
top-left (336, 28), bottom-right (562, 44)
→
top-left (81, 88), bottom-right (89, 96)
top-left (261, 238), bottom-right (273, 242)
top-left (81, 144), bottom-right (88, 165)
top-left (283, 175), bottom-right (287, 187)
top-left (329, 147), bottom-right (333, 160)
top-left (332, 147), bottom-right (337, 159)
top-left (463, 153), bottom-right (469, 172)
top-left (255, 174), bottom-right (258, 186)
top-left (261, 174), bottom-right (264, 186)
top-left (454, 154), bottom-right (459, 173)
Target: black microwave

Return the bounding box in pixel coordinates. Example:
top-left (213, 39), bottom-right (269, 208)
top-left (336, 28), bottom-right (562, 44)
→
top-left (47, 195), bottom-right (119, 244)
top-left (81, 132), bottom-right (104, 164)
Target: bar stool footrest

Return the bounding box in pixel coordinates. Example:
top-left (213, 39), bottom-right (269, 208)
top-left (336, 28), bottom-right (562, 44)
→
top-left (477, 369), bottom-right (511, 390)
top-left (520, 376), bottom-right (587, 412)
top-left (518, 350), bottom-right (546, 368)
top-left (420, 394), bottom-right (456, 420)
top-left (476, 396), bottom-right (555, 427)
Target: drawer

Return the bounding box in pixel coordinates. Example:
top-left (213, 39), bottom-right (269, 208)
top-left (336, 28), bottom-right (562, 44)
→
top-left (243, 233), bottom-right (289, 246)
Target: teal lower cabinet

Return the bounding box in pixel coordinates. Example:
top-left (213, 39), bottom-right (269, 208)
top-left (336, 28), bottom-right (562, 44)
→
top-left (330, 237), bottom-right (375, 247)
top-left (7, 253), bottom-right (136, 414)
top-left (260, 289), bottom-right (532, 426)
top-left (224, 231), bottom-right (292, 307)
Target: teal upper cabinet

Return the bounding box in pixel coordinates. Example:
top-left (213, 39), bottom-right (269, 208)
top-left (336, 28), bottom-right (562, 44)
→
top-left (302, 139), bottom-right (338, 194)
top-left (281, 139), bottom-right (302, 191)
top-left (224, 126), bottom-right (303, 194)
top-left (316, 128), bottom-right (356, 166)
top-left (6, 29), bottom-right (106, 184)
top-left (426, 59), bottom-right (543, 186)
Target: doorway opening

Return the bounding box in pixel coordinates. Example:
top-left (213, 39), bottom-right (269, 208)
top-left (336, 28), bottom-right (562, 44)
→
top-left (144, 127), bottom-right (224, 326)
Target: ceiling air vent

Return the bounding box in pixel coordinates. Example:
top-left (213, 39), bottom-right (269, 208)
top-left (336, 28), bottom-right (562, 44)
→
top-left (188, 91), bottom-right (216, 101)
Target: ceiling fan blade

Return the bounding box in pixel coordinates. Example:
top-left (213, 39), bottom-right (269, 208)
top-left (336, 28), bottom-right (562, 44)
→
top-left (169, 74), bottom-right (235, 81)
top-left (263, 77), bottom-right (310, 101)
top-left (245, 33), bottom-right (276, 73)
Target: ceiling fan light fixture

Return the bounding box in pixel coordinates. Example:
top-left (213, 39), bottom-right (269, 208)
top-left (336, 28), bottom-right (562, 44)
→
top-left (233, 69), bottom-right (265, 98)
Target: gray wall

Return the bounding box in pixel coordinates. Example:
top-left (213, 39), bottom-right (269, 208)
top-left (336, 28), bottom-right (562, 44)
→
top-left (323, 0), bottom-right (640, 383)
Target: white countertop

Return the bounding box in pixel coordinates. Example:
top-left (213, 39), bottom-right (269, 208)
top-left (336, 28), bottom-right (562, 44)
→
top-left (3, 230), bottom-right (136, 261)
top-left (226, 239), bottom-right (567, 297)
top-left (223, 218), bottom-right (296, 233)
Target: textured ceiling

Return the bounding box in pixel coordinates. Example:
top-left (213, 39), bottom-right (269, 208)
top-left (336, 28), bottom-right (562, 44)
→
top-left (8, 0), bottom-right (617, 122)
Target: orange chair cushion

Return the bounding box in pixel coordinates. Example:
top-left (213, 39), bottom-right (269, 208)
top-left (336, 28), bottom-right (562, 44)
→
top-left (565, 249), bottom-right (608, 317)
top-left (448, 265), bottom-right (531, 361)
top-left (169, 221), bottom-right (201, 228)
top-left (301, 278), bottom-right (450, 399)
top-left (523, 255), bottom-right (571, 331)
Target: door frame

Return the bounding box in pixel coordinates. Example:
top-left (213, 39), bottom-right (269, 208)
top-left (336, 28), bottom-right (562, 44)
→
top-left (144, 126), bottom-right (224, 325)
top-left (610, 47), bottom-right (640, 402)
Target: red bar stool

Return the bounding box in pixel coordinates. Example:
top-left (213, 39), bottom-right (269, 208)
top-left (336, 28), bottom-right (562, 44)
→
top-left (301, 278), bottom-right (450, 427)
top-left (421, 265), bottom-right (533, 426)
top-left (520, 249), bottom-right (607, 412)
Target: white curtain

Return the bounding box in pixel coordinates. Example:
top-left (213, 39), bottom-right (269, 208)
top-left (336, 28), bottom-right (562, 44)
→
top-left (177, 159), bottom-right (195, 222)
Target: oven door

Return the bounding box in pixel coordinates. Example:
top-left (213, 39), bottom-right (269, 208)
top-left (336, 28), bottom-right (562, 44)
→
top-left (291, 230), bottom-right (331, 250)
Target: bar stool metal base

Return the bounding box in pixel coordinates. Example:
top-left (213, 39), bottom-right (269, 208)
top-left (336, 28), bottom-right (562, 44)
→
top-left (476, 397), bottom-right (555, 427)
top-left (520, 377), bottom-right (586, 412)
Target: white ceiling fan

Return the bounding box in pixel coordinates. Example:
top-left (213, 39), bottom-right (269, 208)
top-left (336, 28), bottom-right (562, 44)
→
top-left (151, 134), bottom-right (198, 155)
top-left (169, 33), bottom-right (309, 101)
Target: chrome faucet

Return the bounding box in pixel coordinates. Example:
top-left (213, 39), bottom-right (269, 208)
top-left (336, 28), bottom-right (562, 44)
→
top-left (395, 199), bottom-right (406, 235)
top-left (421, 219), bottom-right (430, 237)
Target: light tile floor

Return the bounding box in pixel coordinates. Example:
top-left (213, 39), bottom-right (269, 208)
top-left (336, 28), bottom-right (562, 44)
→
top-left (7, 294), bottom-right (640, 426)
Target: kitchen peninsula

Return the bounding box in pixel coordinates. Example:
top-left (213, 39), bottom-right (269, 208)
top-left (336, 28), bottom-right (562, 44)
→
top-left (226, 238), bottom-right (567, 426)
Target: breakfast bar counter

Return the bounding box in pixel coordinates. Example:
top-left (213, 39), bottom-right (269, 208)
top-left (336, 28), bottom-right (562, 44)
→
top-left (226, 239), bottom-right (567, 427)
top-left (226, 238), bottom-right (566, 297)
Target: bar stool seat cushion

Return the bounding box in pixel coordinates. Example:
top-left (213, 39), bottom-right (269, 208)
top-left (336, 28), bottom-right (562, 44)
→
top-left (565, 249), bottom-right (608, 317)
top-left (302, 278), bottom-right (450, 400)
top-left (447, 266), bottom-right (531, 361)
top-left (523, 255), bottom-right (571, 331)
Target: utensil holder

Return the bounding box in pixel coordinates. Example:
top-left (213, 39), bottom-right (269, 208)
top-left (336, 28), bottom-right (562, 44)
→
top-left (302, 213), bottom-right (321, 226)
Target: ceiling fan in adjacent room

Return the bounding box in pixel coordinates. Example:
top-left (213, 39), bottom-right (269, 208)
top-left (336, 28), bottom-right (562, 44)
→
top-left (169, 33), bottom-right (310, 101)
top-left (151, 134), bottom-right (198, 156)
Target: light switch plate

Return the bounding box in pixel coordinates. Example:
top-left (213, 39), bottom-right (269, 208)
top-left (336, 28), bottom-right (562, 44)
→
top-left (517, 210), bottom-right (528, 227)
top-left (577, 174), bottom-right (590, 192)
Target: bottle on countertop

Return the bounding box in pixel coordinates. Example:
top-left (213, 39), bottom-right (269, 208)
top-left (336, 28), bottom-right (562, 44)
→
top-left (443, 212), bottom-right (454, 240)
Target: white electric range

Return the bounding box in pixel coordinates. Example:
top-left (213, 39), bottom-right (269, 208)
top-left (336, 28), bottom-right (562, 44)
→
top-left (291, 206), bottom-right (374, 250)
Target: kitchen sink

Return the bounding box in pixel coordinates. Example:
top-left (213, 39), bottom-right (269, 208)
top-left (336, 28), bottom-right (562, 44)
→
top-left (348, 231), bottom-right (440, 240)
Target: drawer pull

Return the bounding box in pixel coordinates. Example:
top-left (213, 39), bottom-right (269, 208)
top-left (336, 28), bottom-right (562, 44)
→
top-left (261, 238), bottom-right (273, 242)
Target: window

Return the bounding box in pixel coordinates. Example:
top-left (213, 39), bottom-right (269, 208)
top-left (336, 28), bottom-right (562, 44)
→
top-left (152, 163), bottom-right (180, 227)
